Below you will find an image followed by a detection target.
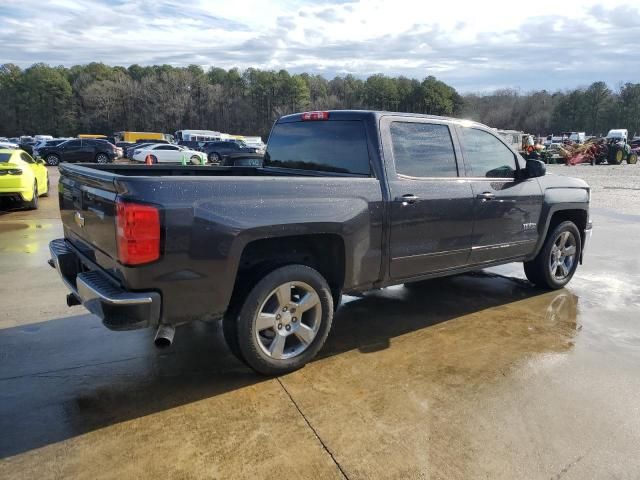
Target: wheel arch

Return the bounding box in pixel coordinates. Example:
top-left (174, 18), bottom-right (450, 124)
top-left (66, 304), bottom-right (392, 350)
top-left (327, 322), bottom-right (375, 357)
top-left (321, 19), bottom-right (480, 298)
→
top-left (531, 206), bottom-right (588, 262)
top-left (228, 234), bottom-right (346, 313)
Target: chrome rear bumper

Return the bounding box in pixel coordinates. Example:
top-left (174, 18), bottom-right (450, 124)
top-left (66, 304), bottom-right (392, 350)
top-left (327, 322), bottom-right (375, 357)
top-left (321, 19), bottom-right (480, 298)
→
top-left (49, 238), bottom-right (161, 330)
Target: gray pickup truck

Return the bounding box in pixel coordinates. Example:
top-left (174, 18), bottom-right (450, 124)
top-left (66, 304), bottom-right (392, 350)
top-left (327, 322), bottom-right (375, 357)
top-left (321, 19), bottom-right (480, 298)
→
top-left (49, 110), bottom-right (592, 375)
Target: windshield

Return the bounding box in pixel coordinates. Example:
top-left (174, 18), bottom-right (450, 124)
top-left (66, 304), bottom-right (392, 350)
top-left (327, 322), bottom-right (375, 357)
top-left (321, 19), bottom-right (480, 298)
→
top-left (0, 153), bottom-right (14, 162)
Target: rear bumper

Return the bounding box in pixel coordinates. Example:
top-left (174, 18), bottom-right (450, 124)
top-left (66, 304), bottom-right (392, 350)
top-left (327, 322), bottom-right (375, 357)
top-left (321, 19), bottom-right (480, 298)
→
top-left (49, 238), bottom-right (161, 331)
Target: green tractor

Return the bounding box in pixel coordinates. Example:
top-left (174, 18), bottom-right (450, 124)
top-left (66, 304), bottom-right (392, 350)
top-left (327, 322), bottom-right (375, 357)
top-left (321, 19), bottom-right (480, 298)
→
top-left (607, 140), bottom-right (638, 165)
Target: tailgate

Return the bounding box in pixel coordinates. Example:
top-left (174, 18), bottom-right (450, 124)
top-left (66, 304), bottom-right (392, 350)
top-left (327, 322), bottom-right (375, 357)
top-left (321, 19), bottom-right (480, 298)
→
top-left (59, 164), bottom-right (119, 261)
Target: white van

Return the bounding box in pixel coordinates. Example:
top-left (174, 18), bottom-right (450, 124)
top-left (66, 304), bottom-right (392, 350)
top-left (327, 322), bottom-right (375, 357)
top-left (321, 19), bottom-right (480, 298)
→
top-left (569, 132), bottom-right (586, 143)
top-left (606, 129), bottom-right (628, 141)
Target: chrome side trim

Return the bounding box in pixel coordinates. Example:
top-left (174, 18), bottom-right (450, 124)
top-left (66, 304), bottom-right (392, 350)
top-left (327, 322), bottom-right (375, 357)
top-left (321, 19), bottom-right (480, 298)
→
top-left (471, 239), bottom-right (536, 251)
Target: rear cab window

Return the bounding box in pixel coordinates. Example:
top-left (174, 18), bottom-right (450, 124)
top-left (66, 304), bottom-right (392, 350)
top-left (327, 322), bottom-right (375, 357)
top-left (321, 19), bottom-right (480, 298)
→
top-left (264, 120), bottom-right (371, 175)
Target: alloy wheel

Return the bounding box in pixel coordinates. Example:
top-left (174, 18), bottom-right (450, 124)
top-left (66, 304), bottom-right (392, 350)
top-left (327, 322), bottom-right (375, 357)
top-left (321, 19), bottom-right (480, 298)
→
top-left (254, 281), bottom-right (322, 360)
top-left (549, 231), bottom-right (577, 281)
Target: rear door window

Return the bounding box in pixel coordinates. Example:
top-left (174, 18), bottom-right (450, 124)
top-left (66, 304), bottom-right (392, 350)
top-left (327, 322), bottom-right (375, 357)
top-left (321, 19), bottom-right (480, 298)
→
top-left (390, 122), bottom-right (458, 177)
top-left (265, 121), bottom-right (371, 175)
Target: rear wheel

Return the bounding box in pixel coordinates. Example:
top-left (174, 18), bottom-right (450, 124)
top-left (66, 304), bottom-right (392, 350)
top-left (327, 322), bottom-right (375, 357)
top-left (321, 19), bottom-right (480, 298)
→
top-left (524, 221), bottom-right (581, 289)
top-left (609, 148), bottom-right (622, 165)
top-left (229, 265), bottom-right (334, 375)
top-left (46, 154), bottom-right (60, 166)
top-left (209, 152), bottom-right (220, 163)
top-left (628, 153), bottom-right (638, 165)
top-left (25, 181), bottom-right (39, 210)
top-left (42, 175), bottom-right (50, 197)
top-left (190, 155), bottom-right (201, 165)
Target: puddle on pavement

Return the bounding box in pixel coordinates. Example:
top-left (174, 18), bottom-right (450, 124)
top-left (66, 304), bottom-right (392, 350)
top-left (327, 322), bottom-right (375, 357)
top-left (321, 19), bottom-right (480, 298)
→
top-left (0, 223), bottom-right (30, 233)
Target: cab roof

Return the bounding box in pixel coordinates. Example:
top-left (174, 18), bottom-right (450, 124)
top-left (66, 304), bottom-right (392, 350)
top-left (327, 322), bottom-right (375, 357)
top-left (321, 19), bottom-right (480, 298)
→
top-left (277, 110), bottom-right (488, 129)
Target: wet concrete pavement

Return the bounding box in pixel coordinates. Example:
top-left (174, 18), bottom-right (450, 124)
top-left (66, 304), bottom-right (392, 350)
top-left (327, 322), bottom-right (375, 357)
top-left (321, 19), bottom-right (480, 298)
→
top-left (1, 166), bottom-right (639, 479)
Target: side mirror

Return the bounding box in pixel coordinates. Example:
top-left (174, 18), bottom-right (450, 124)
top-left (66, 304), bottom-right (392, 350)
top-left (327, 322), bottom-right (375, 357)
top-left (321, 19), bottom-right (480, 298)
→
top-left (525, 159), bottom-right (546, 178)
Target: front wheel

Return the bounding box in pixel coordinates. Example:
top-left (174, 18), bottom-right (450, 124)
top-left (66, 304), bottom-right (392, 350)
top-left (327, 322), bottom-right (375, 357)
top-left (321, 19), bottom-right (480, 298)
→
top-left (230, 265), bottom-right (334, 375)
top-left (208, 152), bottom-right (220, 163)
top-left (46, 154), bottom-right (60, 166)
top-left (524, 221), bottom-right (581, 289)
top-left (628, 153), bottom-right (638, 165)
top-left (95, 153), bottom-right (109, 164)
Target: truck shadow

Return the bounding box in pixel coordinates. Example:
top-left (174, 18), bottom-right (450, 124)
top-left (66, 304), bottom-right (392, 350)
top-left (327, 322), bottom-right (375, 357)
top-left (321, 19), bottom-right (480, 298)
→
top-left (0, 271), bottom-right (579, 459)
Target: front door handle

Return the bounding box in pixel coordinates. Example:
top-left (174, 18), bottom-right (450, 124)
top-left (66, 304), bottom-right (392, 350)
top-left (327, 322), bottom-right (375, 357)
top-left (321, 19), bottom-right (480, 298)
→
top-left (476, 192), bottom-right (495, 201)
top-left (395, 194), bottom-right (419, 205)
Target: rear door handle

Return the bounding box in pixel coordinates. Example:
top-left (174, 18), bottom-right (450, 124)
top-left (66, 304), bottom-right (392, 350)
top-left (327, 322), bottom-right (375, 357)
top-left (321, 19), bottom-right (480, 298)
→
top-left (476, 192), bottom-right (495, 201)
top-left (395, 194), bottom-right (420, 205)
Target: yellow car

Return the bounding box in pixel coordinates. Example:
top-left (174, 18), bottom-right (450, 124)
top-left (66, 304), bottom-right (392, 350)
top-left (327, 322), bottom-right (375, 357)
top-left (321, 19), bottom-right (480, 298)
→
top-left (0, 149), bottom-right (49, 209)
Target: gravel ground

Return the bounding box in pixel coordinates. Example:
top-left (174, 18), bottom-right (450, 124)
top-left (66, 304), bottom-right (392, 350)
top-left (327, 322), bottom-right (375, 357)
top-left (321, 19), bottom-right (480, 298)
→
top-left (546, 164), bottom-right (640, 216)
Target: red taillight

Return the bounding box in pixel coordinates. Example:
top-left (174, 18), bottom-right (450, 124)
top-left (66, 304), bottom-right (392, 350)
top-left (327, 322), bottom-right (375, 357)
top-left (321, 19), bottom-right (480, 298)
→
top-left (116, 200), bottom-right (160, 265)
top-left (301, 111), bottom-right (329, 121)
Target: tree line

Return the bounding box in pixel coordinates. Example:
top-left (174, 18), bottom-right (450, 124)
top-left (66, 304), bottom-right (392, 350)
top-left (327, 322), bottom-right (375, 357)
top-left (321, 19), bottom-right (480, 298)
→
top-left (1, 63), bottom-right (639, 140)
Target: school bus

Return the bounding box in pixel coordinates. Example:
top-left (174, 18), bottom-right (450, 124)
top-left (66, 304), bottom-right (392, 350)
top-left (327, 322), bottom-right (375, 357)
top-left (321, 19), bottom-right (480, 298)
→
top-left (78, 134), bottom-right (108, 139)
top-left (114, 131), bottom-right (165, 143)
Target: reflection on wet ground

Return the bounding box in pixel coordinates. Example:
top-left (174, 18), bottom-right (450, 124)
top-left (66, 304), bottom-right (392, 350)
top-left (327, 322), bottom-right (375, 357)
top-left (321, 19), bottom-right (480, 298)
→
top-left (1, 169), bottom-right (640, 478)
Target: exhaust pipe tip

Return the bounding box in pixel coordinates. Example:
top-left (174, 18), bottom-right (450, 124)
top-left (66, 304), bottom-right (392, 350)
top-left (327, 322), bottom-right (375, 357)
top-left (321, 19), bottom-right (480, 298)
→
top-left (154, 324), bottom-right (175, 348)
top-left (66, 293), bottom-right (81, 307)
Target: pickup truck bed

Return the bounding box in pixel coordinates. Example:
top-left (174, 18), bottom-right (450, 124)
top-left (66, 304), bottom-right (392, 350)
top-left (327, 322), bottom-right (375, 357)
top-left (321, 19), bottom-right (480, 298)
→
top-left (50, 110), bottom-right (591, 375)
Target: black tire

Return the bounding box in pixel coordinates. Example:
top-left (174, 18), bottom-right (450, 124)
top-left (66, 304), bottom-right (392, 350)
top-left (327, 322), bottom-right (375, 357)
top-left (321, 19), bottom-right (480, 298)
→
top-left (150, 155), bottom-right (158, 164)
top-left (222, 303), bottom-right (245, 366)
top-left (25, 181), bottom-right (39, 210)
top-left (232, 265), bottom-right (334, 376)
top-left (42, 175), bottom-right (50, 197)
top-left (209, 152), bottom-right (220, 163)
top-left (95, 153), bottom-right (109, 164)
top-left (628, 153), bottom-right (638, 165)
top-left (524, 221), bottom-right (581, 289)
top-left (190, 155), bottom-right (201, 165)
top-left (608, 147), bottom-right (622, 165)
top-left (46, 154), bottom-right (60, 166)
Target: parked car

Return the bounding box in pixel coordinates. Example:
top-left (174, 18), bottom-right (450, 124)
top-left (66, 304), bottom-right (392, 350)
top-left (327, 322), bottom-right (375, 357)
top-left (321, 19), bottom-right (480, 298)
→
top-left (125, 140), bottom-right (169, 159)
top-left (33, 139), bottom-right (69, 159)
top-left (19, 140), bottom-right (36, 155)
top-left (568, 132), bottom-right (586, 143)
top-left (48, 110), bottom-right (593, 376)
top-left (177, 140), bottom-right (204, 151)
top-left (39, 138), bottom-right (117, 166)
top-left (201, 140), bottom-right (258, 163)
top-left (0, 149), bottom-right (49, 209)
top-left (0, 141), bottom-right (19, 149)
top-left (243, 137), bottom-right (266, 153)
top-left (116, 141), bottom-right (135, 156)
top-left (220, 152), bottom-right (264, 167)
top-left (132, 143), bottom-right (206, 164)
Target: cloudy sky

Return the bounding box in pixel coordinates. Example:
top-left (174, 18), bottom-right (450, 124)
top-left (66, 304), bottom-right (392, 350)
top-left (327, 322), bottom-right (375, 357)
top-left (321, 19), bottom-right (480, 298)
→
top-left (1, 0), bottom-right (639, 92)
